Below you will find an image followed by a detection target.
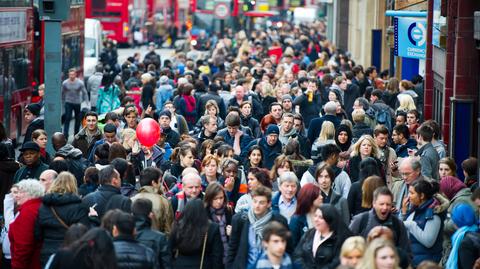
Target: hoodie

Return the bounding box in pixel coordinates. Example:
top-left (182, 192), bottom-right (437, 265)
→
top-left (56, 144), bottom-right (87, 186)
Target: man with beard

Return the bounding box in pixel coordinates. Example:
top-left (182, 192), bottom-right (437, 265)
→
top-left (13, 142), bottom-right (49, 182)
top-left (349, 187), bottom-right (410, 252)
top-left (278, 113), bottom-right (311, 158)
top-left (72, 111), bottom-right (102, 158)
top-left (281, 95), bottom-right (294, 113)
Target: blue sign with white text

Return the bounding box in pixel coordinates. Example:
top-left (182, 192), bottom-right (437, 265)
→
top-left (394, 17), bottom-right (427, 59)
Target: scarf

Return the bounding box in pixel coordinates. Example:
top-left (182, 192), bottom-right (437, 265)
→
top-left (209, 207), bottom-right (228, 264)
top-left (39, 148), bottom-right (46, 158)
top-left (248, 208), bottom-right (273, 242)
top-left (182, 94), bottom-right (196, 123)
top-left (446, 225), bottom-right (478, 269)
top-left (440, 176), bottom-right (467, 200)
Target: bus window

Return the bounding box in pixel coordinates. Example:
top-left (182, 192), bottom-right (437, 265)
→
top-left (62, 35), bottom-right (81, 77)
top-left (0, 0), bottom-right (31, 7)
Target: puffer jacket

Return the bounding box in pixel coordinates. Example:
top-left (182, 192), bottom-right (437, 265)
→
top-left (36, 193), bottom-right (90, 266)
top-left (114, 234), bottom-right (159, 269)
top-left (135, 217), bottom-right (171, 269)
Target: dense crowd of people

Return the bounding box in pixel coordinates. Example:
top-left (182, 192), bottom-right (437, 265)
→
top-left (0, 20), bottom-right (480, 269)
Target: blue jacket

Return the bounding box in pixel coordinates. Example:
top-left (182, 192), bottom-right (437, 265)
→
top-left (407, 199), bottom-right (443, 267)
top-left (217, 129), bottom-right (253, 159)
top-left (247, 137), bottom-right (282, 170)
top-left (394, 138), bottom-right (417, 158)
top-left (288, 215), bottom-right (308, 249)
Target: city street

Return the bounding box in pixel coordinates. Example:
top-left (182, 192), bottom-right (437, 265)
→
top-left (117, 47), bottom-right (176, 65)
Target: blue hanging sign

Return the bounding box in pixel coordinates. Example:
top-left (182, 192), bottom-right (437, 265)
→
top-left (394, 17), bottom-right (427, 59)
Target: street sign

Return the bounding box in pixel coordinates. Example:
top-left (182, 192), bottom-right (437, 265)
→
top-left (214, 2), bottom-right (230, 20)
top-left (394, 17), bottom-right (427, 59)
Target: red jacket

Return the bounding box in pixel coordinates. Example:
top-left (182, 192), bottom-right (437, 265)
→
top-left (9, 198), bottom-right (43, 269)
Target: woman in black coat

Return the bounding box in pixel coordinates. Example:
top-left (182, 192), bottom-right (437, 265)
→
top-left (35, 171), bottom-right (90, 267)
top-left (293, 204), bottom-right (353, 269)
top-left (204, 182), bottom-right (234, 266)
top-left (169, 199), bottom-right (223, 269)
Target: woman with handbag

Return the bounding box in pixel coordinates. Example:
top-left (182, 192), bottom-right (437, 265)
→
top-left (169, 199), bottom-right (224, 269)
top-left (35, 171), bottom-right (90, 267)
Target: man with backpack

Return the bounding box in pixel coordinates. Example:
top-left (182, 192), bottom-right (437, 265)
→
top-left (370, 89), bottom-right (395, 131)
top-left (349, 187), bottom-right (411, 253)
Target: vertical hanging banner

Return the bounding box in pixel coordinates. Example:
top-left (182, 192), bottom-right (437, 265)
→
top-left (394, 17), bottom-right (427, 59)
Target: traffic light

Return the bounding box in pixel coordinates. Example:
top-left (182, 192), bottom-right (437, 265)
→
top-left (38, 0), bottom-right (71, 21)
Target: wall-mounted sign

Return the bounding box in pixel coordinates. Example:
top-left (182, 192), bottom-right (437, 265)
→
top-left (0, 11), bottom-right (26, 44)
top-left (394, 16), bottom-right (427, 59)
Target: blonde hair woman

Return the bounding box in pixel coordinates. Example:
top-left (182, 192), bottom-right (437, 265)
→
top-left (346, 135), bottom-right (382, 183)
top-left (396, 94), bottom-right (416, 114)
top-left (311, 121), bottom-right (336, 159)
top-left (356, 238), bottom-right (400, 269)
top-left (36, 171), bottom-right (89, 266)
top-left (340, 236), bottom-right (366, 268)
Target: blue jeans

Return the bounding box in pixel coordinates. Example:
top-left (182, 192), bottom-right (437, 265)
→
top-left (63, 102), bottom-right (81, 138)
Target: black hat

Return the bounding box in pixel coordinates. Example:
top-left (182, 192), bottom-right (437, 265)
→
top-left (25, 103), bottom-right (42, 116)
top-left (158, 109), bottom-right (172, 119)
top-left (266, 124), bottom-right (280, 135)
top-left (20, 141), bottom-right (40, 152)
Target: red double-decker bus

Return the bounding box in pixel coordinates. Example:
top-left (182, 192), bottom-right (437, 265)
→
top-left (0, 0), bottom-right (84, 141)
top-left (85, 0), bottom-right (148, 46)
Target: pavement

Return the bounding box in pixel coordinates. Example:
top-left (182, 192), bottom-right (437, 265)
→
top-left (117, 46), bottom-right (176, 66)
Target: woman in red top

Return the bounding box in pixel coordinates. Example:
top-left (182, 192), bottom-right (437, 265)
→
top-left (9, 179), bottom-right (45, 269)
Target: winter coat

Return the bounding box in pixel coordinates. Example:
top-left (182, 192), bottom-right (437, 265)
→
top-left (56, 144), bottom-right (88, 186)
top-left (9, 198), bottom-right (43, 269)
top-left (227, 212), bottom-right (290, 269)
top-left (459, 232), bottom-right (480, 269)
top-left (162, 127), bottom-right (180, 148)
top-left (156, 84), bottom-right (174, 111)
top-left (114, 234), bottom-right (159, 269)
top-left (323, 190), bottom-right (350, 225)
top-left (292, 92), bottom-right (322, 129)
top-left (82, 184), bottom-right (132, 219)
top-left (197, 91), bottom-right (227, 119)
top-left (169, 222), bottom-right (223, 269)
top-left (0, 159), bottom-right (19, 211)
top-left (131, 186), bottom-right (174, 234)
top-left (307, 114), bottom-right (341, 145)
top-left (394, 138), bottom-right (417, 158)
top-left (13, 160), bottom-right (48, 183)
top-left (289, 215), bottom-right (309, 249)
top-left (352, 122), bottom-right (373, 141)
top-left (344, 83), bottom-right (361, 117)
top-left (136, 217), bottom-right (171, 269)
top-left (217, 129), bottom-right (254, 159)
top-left (293, 228), bottom-right (342, 269)
top-left (72, 127), bottom-right (103, 158)
top-left (96, 84), bottom-right (121, 114)
top-left (35, 193), bottom-right (90, 266)
top-left (415, 142), bottom-right (440, 180)
top-left (241, 115), bottom-right (261, 138)
top-left (404, 199), bottom-right (443, 267)
top-left (87, 72), bottom-right (102, 107)
top-left (249, 137), bottom-right (282, 170)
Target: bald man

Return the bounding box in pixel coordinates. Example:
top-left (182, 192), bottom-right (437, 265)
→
top-left (39, 169), bottom-right (58, 192)
top-left (171, 173), bottom-right (203, 219)
top-left (51, 132), bottom-right (67, 152)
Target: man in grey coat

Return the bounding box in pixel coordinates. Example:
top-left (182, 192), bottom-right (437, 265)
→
top-left (414, 124), bottom-right (440, 180)
top-left (86, 64), bottom-right (103, 111)
top-left (62, 68), bottom-right (88, 138)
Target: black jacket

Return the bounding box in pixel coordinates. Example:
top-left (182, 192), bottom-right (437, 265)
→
top-left (227, 212), bottom-right (290, 269)
top-left (136, 217), bottom-right (171, 269)
top-left (82, 184), bottom-right (132, 219)
top-left (169, 222), bottom-right (224, 269)
top-left (197, 91), bottom-right (227, 119)
top-left (293, 92), bottom-right (322, 129)
top-left (35, 193), bottom-right (90, 266)
top-left (307, 114), bottom-right (341, 145)
top-left (163, 127), bottom-right (180, 148)
top-left (23, 118), bottom-right (44, 145)
top-left (344, 83), bottom-right (361, 118)
top-left (293, 228), bottom-right (342, 269)
top-left (114, 234), bottom-right (159, 269)
top-left (459, 232), bottom-right (480, 269)
top-left (352, 122), bottom-right (373, 141)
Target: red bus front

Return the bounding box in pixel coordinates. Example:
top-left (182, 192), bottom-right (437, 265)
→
top-left (0, 4), bottom-right (35, 141)
top-left (86, 0), bottom-right (148, 46)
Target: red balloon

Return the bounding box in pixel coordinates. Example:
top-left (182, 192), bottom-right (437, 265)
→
top-left (136, 118), bottom-right (161, 147)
